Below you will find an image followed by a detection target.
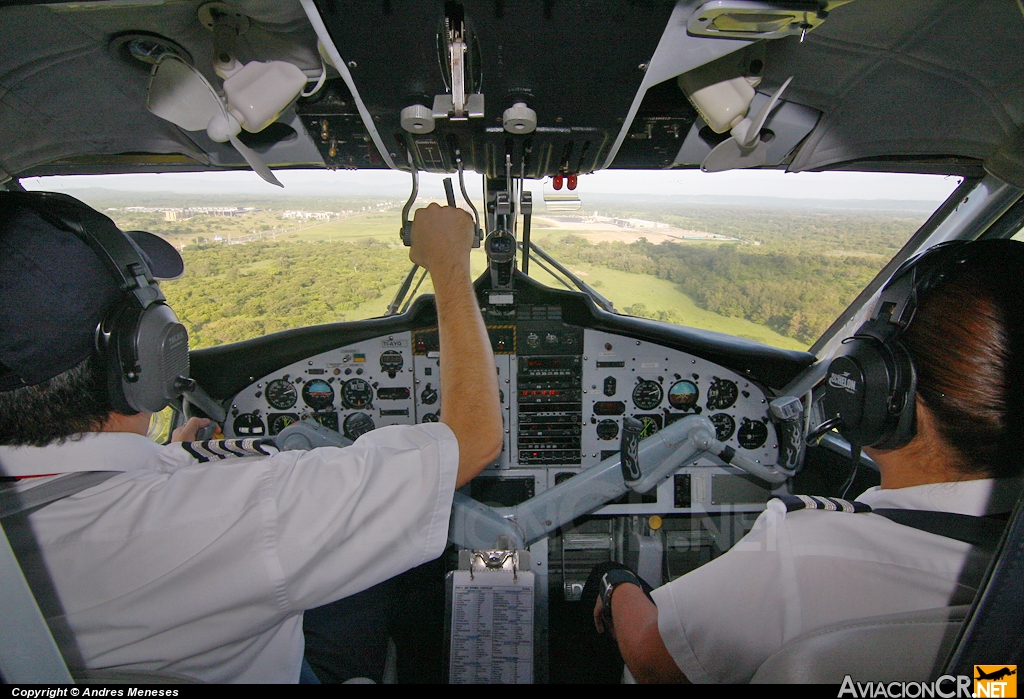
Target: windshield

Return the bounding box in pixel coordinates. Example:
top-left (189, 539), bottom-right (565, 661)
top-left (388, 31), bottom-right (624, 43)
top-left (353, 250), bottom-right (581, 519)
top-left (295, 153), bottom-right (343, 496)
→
top-left (22, 169), bottom-right (961, 351)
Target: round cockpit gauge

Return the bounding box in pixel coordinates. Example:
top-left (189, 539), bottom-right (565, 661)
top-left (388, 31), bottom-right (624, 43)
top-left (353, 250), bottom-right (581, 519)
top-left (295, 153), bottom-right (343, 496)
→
top-left (343, 412), bottom-right (375, 441)
top-left (632, 380), bottom-right (663, 411)
top-left (636, 415), bottom-right (662, 439)
top-left (737, 418), bottom-right (769, 450)
top-left (667, 380), bottom-right (699, 411)
top-left (302, 379), bottom-right (335, 411)
top-left (341, 378), bottom-right (373, 409)
top-left (596, 419), bottom-right (619, 441)
top-left (422, 411), bottom-right (440, 423)
top-left (233, 412), bottom-right (266, 437)
top-left (268, 413), bottom-right (298, 435)
top-left (265, 379), bottom-right (298, 410)
top-left (709, 413), bottom-right (736, 442)
top-left (380, 350), bottom-right (404, 377)
top-left (706, 378), bottom-right (739, 411)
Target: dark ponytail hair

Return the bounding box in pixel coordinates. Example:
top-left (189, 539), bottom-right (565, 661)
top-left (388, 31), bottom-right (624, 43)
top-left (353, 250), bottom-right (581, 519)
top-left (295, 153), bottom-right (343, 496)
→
top-left (902, 241), bottom-right (1024, 479)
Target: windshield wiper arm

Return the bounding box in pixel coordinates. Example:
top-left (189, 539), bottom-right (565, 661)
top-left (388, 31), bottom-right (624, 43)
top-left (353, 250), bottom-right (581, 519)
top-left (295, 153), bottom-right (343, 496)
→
top-left (518, 240), bottom-right (616, 312)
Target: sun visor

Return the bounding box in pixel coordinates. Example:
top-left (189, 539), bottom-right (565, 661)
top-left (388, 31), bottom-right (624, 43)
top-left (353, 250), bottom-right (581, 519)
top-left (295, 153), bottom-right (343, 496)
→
top-left (125, 230), bottom-right (185, 280)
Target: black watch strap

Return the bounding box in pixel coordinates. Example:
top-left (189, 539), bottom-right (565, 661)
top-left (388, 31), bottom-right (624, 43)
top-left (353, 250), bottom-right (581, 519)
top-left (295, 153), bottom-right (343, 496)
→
top-left (601, 569), bottom-right (643, 612)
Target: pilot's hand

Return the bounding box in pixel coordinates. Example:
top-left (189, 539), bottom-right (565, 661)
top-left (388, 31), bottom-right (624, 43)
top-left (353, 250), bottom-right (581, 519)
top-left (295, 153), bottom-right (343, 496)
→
top-left (409, 202), bottom-right (474, 276)
top-left (594, 596), bottom-right (617, 640)
top-left (172, 417), bottom-right (217, 442)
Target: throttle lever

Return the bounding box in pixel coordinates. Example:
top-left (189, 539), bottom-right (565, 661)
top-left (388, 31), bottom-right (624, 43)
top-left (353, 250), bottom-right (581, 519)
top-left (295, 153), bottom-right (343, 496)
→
top-left (443, 177), bottom-right (457, 206)
top-left (620, 416), bottom-right (643, 483)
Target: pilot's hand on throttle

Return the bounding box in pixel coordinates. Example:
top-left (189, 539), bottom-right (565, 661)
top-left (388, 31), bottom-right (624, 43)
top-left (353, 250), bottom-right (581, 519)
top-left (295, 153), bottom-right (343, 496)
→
top-left (172, 417), bottom-right (215, 442)
top-left (594, 596), bottom-right (617, 640)
top-left (409, 202), bottom-right (474, 276)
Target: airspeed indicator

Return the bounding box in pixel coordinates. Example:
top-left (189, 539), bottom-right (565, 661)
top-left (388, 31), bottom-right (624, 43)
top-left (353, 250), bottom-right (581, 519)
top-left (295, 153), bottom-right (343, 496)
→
top-left (266, 379), bottom-right (298, 410)
top-left (632, 380), bottom-right (663, 411)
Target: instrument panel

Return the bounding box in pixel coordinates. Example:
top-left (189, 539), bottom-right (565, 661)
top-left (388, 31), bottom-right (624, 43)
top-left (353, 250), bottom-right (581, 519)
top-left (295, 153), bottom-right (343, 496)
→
top-left (226, 302), bottom-right (780, 514)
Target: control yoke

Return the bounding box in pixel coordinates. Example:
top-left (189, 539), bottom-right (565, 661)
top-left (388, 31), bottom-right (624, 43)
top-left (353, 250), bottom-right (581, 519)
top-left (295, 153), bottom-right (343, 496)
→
top-left (449, 413), bottom-right (795, 551)
top-left (262, 409), bottom-right (797, 553)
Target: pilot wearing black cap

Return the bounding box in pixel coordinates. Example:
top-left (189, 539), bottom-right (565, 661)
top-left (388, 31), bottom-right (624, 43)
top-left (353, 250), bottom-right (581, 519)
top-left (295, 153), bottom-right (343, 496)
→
top-left (0, 192), bottom-right (503, 683)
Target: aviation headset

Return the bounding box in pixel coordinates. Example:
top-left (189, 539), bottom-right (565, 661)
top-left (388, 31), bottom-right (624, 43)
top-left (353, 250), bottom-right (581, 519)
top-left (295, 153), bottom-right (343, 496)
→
top-left (823, 240), bottom-right (975, 451)
top-left (9, 192), bottom-right (190, 415)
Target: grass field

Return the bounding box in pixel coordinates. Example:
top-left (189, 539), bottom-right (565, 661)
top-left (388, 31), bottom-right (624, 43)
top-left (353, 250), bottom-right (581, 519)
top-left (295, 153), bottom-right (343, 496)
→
top-left (311, 225), bottom-right (807, 349)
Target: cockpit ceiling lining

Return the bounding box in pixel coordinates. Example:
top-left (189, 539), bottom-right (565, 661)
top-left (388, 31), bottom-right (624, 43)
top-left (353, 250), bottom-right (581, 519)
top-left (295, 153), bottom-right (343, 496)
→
top-left (0, 4), bottom-right (210, 176)
top-left (775, 0), bottom-right (1024, 173)
top-left (0, 0), bottom-right (1023, 177)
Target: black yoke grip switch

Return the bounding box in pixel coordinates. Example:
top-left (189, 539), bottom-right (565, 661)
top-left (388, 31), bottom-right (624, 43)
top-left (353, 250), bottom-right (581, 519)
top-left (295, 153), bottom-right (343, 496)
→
top-left (443, 177), bottom-right (457, 207)
top-left (620, 416), bottom-right (643, 483)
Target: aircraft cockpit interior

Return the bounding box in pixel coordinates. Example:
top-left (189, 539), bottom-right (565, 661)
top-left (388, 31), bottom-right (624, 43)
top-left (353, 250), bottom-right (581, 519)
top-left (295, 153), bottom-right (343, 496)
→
top-left (2, 0), bottom-right (1024, 685)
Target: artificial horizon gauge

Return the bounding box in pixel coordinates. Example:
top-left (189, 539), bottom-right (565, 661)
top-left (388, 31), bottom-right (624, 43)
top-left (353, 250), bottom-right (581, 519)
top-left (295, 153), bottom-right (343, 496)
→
top-left (302, 379), bottom-right (335, 410)
top-left (709, 413), bottom-right (736, 441)
top-left (667, 380), bottom-right (699, 411)
top-left (265, 379), bottom-right (298, 410)
top-left (737, 417), bottom-right (769, 449)
top-left (706, 377), bottom-right (739, 411)
top-left (341, 378), bottom-right (373, 409)
top-left (632, 379), bottom-right (663, 411)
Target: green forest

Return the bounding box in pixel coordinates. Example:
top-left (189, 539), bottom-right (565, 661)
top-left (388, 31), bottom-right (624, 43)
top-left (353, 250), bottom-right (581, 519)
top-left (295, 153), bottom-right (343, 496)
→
top-left (162, 239), bottom-right (411, 348)
top-left (83, 192), bottom-right (932, 351)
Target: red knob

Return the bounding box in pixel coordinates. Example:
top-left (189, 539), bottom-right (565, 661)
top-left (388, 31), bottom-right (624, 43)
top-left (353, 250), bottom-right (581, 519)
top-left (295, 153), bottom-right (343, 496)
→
top-left (552, 174), bottom-right (563, 190)
top-left (567, 174), bottom-right (578, 190)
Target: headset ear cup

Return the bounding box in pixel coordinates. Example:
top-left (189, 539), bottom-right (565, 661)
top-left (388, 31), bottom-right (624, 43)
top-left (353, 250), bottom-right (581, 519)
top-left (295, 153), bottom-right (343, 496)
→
top-left (875, 339), bottom-right (918, 450)
top-left (96, 301), bottom-right (141, 416)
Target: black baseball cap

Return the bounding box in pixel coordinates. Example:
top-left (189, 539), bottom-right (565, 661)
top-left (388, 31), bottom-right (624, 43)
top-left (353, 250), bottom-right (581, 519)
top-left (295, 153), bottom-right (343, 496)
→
top-left (0, 191), bottom-right (184, 392)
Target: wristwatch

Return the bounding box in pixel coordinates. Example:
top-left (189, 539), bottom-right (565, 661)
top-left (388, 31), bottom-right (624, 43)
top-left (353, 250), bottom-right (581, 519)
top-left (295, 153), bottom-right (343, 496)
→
top-left (600, 569), bottom-right (643, 612)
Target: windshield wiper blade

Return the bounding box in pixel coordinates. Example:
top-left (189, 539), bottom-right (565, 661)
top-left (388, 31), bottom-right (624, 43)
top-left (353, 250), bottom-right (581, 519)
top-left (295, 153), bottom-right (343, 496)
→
top-left (519, 240), bottom-right (616, 312)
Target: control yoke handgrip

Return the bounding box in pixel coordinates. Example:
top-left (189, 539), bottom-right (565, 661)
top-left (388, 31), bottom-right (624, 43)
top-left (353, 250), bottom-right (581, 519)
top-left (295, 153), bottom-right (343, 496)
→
top-left (620, 416), bottom-right (643, 483)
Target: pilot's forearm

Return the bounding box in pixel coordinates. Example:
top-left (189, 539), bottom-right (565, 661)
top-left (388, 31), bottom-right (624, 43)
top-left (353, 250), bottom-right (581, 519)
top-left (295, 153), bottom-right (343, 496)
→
top-left (433, 271), bottom-right (503, 486)
top-left (610, 584), bottom-right (687, 684)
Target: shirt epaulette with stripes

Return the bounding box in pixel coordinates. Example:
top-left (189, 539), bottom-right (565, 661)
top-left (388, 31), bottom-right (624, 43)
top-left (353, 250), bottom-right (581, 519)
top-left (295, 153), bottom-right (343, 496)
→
top-left (181, 438), bottom-right (279, 463)
top-left (772, 494), bottom-right (871, 514)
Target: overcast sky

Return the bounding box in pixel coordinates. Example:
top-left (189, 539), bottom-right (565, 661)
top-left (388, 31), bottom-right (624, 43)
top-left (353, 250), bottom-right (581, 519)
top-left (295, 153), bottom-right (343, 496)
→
top-left (23, 168), bottom-right (963, 203)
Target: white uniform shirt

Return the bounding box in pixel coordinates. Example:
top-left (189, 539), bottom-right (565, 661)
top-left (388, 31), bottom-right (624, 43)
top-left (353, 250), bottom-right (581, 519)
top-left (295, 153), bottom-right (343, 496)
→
top-left (652, 478), bottom-right (1020, 684)
top-left (0, 423), bottom-right (459, 683)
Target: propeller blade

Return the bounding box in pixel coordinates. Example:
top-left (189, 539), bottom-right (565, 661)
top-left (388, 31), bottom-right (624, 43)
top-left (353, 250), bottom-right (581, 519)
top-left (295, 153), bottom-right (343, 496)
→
top-left (700, 138), bottom-right (768, 173)
top-left (147, 56), bottom-right (222, 132)
top-left (228, 134), bottom-right (283, 188)
top-left (734, 75), bottom-right (793, 149)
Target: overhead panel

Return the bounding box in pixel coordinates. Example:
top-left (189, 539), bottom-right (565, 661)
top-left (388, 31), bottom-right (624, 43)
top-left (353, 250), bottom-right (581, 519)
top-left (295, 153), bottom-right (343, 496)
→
top-left (308, 0), bottom-right (676, 177)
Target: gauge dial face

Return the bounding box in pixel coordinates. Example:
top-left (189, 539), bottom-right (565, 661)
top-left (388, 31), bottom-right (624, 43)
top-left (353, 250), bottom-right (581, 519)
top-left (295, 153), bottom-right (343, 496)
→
top-left (343, 411), bottom-right (376, 441)
top-left (709, 413), bottom-right (736, 442)
top-left (268, 413), bottom-right (298, 435)
top-left (302, 379), bottom-right (335, 411)
top-left (596, 419), bottom-right (619, 441)
top-left (635, 414), bottom-right (662, 439)
top-left (266, 379), bottom-right (298, 410)
top-left (706, 378), bottom-right (739, 411)
top-left (341, 378), bottom-right (373, 409)
top-left (380, 350), bottom-right (404, 375)
top-left (667, 380), bottom-right (699, 411)
top-left (232, 413), bottom-right (266, 436)
top-left (737, 418), bottom-right (769, 449)
top-left (632, 380), bottom-right (663, 411)
top-left (422, 411), bottom-right (440, 423)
